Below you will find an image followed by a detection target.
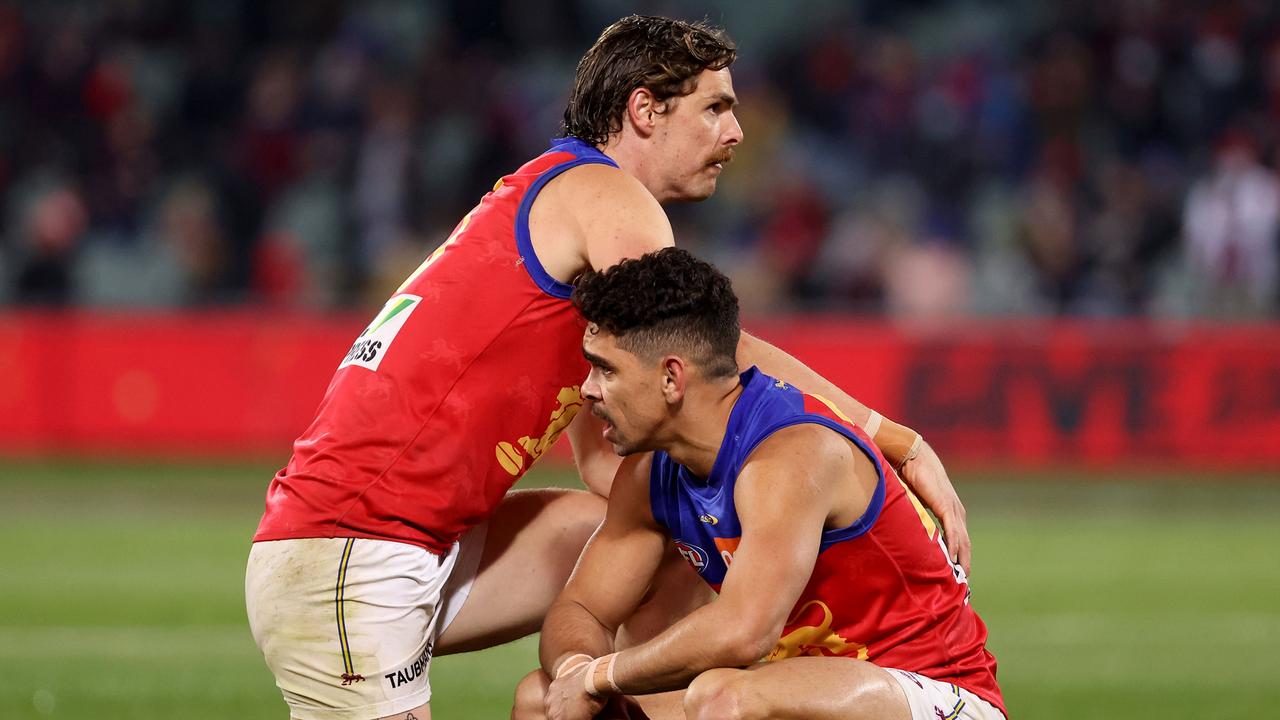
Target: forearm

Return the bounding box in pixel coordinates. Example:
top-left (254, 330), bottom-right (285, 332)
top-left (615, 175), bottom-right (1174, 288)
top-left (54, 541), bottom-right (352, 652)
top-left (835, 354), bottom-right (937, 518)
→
top-left (603, 600), bottom-right (772, 695)
top-left (539, 597), bottom-right (618, 677)
top-left (737, 332), bottom-right (920, 467)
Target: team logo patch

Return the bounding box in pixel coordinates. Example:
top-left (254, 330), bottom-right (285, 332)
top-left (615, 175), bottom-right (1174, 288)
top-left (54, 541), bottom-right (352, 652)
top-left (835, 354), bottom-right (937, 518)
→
top-left (766, 600), bottom-right (868, 661)
top-left (674, 540), bottom-right (709, 574)
top-left (340, 294), bottom-right (422, 372)
top-left (495, 386), bottom-right (583, 477)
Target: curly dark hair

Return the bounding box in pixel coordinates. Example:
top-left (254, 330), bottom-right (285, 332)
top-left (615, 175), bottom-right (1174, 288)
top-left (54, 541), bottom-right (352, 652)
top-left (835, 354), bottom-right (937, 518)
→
top-left (563, 15), bottom-right (737, 147)
top-left (573, 248), bottom-right (740, 379)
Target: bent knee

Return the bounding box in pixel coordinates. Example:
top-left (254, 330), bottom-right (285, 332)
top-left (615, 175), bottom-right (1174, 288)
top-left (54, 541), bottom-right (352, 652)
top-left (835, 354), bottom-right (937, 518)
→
top-left (684, 668), bottom-right (756, 720)
top-left (852, 667), bottom-right (910, 710)
top-left (510, 669), bottom-right (549, 720)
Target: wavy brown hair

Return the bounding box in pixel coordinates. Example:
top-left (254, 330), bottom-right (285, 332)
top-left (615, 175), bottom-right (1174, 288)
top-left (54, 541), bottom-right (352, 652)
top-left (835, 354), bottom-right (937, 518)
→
top-left (563, 15), bottom-right (736, 147)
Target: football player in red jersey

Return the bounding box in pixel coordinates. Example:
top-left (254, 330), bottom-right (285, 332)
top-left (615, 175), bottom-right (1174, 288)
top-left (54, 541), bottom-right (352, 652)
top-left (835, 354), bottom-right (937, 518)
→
top-left (247, 16), bottom-right (970, 720)
top-left (520, 249), bottom-right (1004, 720)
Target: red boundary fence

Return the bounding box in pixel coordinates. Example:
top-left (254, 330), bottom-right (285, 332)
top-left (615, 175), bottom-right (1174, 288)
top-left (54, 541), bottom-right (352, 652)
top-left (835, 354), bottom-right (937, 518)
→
top-left (2, 311), bottom-right (1278, 468)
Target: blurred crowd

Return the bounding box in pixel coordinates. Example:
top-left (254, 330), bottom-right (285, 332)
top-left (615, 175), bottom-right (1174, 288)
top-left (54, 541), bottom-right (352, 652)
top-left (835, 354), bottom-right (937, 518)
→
top-left (2, 0), bottom-right (1279, 318)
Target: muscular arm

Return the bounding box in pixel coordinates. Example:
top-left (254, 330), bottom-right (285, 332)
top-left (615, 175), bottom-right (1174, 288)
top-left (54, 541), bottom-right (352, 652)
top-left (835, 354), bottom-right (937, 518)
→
top-left (737, 331), bottom-right (972, 573)
top-left (602, 425), bottom-right (859, 695)
top-left (539, 453), bottom-right (668, 675)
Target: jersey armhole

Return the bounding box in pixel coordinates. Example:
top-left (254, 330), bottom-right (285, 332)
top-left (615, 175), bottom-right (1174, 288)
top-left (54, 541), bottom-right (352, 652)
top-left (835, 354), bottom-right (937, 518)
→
top-left (737, 416), bottom-right (887, 552)
top-left (514, 157), bottom-right (618, 299)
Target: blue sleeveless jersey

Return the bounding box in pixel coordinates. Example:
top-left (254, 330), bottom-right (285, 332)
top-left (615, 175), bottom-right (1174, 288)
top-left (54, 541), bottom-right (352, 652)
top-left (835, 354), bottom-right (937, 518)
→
top-left (648, 366), bottom-right (1005, 714)
top-left (649, 367), bottom-right (885, 587)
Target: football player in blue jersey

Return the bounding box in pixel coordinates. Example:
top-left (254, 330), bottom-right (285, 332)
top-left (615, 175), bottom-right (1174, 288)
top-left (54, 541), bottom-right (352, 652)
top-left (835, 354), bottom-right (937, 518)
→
top-left (513, 248), bottom-right (1005, 720)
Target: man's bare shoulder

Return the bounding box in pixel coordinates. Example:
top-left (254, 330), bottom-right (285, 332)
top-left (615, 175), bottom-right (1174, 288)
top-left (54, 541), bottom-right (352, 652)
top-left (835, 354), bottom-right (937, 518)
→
top-left (543, 163), bottom-right (666, 226)
top-left (531, 162), bottom-right (673, 274)
top-left (603, 452), bottom-right (661, 530)
top-left (740, 423), bottom-right (879, 527)
top-left (744, 423), bottom-right (856, 475)
top-left (544, 161), bottom-right (647, 200)
top-left (611, 452), bottom-right (655, 502)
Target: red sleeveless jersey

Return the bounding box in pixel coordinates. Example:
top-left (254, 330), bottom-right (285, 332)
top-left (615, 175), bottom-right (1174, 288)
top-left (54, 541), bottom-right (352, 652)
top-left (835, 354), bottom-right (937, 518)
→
top-left (650, 368), bottom-right (1004, 715)
top-left (254, 138), bottom-right (617, 553)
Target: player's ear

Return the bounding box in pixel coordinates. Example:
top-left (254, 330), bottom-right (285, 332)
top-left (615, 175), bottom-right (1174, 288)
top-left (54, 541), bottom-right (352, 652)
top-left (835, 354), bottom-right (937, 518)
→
top-left (661, 355), bottom-right (687, 404)
top-left (625, 87), bottom-right (660, 138)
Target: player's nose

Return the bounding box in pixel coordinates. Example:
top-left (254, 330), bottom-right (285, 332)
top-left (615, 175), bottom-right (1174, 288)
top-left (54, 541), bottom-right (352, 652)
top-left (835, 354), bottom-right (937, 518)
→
top-left (724, 110), bottom-right (743, 146)
top-left (582, 372), bottom-right (602, 401)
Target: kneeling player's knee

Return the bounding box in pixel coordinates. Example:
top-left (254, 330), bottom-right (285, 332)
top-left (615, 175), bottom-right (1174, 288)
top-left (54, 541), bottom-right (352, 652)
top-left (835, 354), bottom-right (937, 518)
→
top-left (510, 669), bottom-right (549, 720)
top-left (684, 668), bottom-right (755, 720)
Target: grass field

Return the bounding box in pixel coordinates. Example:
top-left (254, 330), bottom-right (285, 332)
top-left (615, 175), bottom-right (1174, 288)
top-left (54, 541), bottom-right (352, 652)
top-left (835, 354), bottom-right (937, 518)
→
top-left (2, 459), bottom-right (1278, 719)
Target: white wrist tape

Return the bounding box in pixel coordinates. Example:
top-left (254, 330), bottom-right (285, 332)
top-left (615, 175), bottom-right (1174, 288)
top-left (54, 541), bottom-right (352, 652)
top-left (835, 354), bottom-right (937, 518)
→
top-left (583, 657), bottom-right (603, 697)
top-left (897, 433), bottom-right (923, 472)
top-left (583, 653), bottom-right (619, 697)
top-left (605, 652), bottom-right (621, 693)
top-left (863, 410), bottom-right (883, 439)
top-left (554, 653), bottom-right (592, 679)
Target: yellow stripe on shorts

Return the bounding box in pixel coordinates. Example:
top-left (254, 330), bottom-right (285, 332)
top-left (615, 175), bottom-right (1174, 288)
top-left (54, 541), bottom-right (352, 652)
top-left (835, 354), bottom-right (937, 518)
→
top-left (942, 684), bottom-right (966, 720)
top-left (335, 538), bottom-right (357, 676)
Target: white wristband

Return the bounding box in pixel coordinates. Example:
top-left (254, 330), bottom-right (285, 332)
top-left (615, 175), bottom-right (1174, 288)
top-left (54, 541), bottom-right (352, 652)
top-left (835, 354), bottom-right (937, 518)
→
top-left (554, 653), bottom-right (592, 679)
top-left (897, 433), bottom-right (923, 472)
top-left (583, 653), bottom-right (619, 697)
top-left (605, 652), bottom-right (621, 693)
top-left (583, 657), bottom-right (603, 697)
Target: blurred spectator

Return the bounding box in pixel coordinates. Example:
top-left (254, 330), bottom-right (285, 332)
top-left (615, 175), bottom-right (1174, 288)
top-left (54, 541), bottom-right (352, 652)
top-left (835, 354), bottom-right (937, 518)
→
top-left (1182, 131), bottom-right (1280, 317)
top-left (883, 242), bottom-right (974, 320)
top-left (1018, 143), bottom-right (1085, 313)
top-left (2, 0), bottom-right (1279, 317)
top-left (239, 51), bottom-right (304, 204)
top-left (13, 184), bottom-right (88, 305)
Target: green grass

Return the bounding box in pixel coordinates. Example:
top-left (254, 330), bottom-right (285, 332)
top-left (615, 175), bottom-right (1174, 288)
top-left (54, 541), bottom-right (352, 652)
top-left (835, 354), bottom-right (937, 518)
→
top-left (1, 459), bottom-right (1278, 718)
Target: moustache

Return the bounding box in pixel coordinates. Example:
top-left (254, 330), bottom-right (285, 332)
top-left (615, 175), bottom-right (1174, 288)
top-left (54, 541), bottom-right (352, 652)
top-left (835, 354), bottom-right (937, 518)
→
top-left (709, 149), bottom-right (735, 166)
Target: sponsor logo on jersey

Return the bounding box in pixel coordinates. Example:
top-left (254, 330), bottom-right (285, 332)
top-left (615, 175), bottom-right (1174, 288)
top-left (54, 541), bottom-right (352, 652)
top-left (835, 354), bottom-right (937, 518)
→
top-left (340, 294), bottom-right (422, 372)
top-left (674, 540), bottom-right (709, 573)
top-left (384, 642), bottom-right (433, 689)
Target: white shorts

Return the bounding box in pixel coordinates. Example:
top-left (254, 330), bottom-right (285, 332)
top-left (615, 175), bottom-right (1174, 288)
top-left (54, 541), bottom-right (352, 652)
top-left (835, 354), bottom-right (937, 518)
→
top-left (886, 669), bottom-right (1006, 720)
top-left (245, 525), bottom-right (487, 720)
